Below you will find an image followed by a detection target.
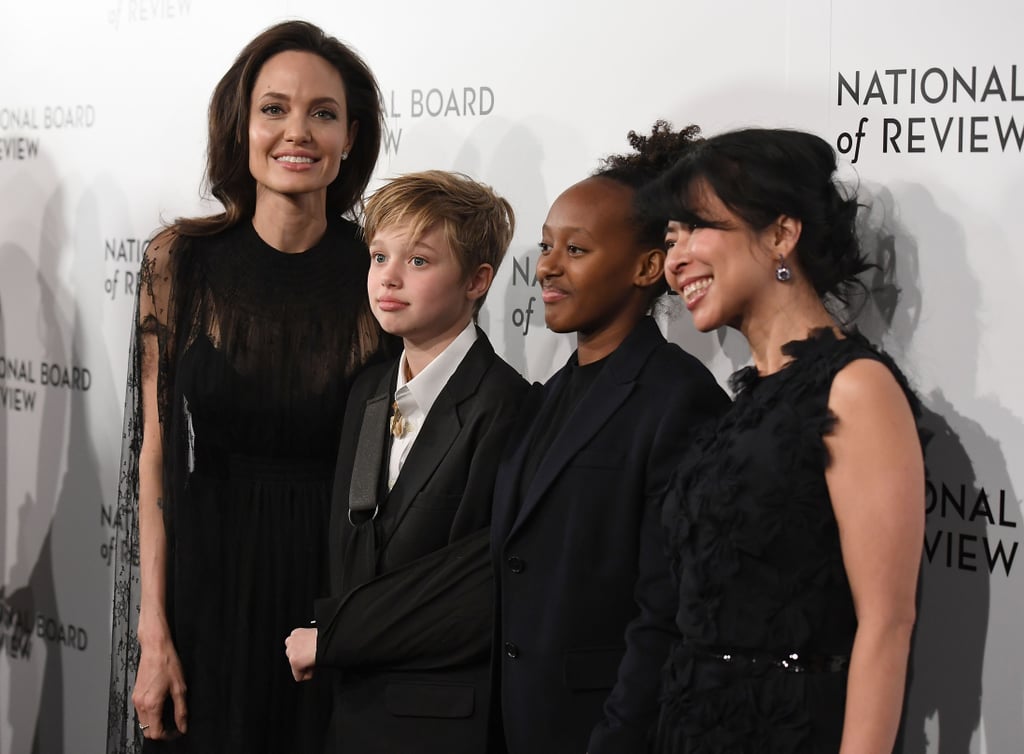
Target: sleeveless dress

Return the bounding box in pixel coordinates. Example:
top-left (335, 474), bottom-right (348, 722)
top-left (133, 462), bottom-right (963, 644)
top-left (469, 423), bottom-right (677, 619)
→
top-left (655, 329), bottom-right (921, 754)
top-left (108, 218), bottom-right (384, 754)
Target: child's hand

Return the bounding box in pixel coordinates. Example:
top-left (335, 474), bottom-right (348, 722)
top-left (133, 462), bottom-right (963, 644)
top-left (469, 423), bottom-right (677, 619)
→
top-left (284, 627), bottom-right (318, 682)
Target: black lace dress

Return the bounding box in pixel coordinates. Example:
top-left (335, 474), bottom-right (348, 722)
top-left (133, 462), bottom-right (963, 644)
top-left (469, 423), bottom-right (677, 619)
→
top-left (108, 218), bottom-right (385, 754)
top-left (655, 330), bottom-right (922, 754)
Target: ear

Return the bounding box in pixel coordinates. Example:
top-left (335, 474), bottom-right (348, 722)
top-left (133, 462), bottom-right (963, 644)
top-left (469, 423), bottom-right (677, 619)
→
top-left (771, 215), bottom-right (802, 260)
top-left (345, 120), bottom-right (359, 156)
top-left (465, 263), bottom-right (495, 302)
top-left (633, 247), bottom-right (666, 289)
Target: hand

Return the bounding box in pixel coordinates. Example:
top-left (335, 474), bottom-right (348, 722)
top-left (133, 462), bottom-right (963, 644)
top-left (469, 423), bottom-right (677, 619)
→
top-left (285, 627), bottom-right (318, 682)
top-left (132, 636), bottom-right (187, 739)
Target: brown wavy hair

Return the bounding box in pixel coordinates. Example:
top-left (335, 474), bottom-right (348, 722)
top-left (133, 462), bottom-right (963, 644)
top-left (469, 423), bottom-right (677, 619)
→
top-left (175, 20), bottom-right (383, 236)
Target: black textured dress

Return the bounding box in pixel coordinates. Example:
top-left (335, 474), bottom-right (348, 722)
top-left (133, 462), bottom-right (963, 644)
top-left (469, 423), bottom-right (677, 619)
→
top-left (656, 330), bottom-right (921, 754)
top-left (108, 218), bottom-right (385, 754)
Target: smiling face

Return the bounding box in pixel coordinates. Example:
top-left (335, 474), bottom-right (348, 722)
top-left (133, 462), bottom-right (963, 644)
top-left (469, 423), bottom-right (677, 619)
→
top-left (663, 184), bottom-right (778, 333)
top-left (248, 50), bottom-right (356, 203)
top-left (537, 177), bottom-right (661, 358)
top-left (367, 223), bottom-right (489, 352)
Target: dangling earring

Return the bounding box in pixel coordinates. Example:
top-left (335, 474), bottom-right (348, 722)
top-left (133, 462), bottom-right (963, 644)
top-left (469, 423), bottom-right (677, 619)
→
top-left (775, 257), bottom-right (792, 282)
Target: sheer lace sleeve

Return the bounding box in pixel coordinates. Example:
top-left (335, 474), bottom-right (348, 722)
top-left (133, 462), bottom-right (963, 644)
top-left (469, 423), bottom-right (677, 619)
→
top-left (107, 230), bottom-right (176, 754)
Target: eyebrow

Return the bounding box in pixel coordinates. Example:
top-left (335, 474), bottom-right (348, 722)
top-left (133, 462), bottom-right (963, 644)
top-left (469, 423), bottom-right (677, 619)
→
top-left (540, 224), bottom-right (596, 238)
top-left (254, 91), bottom-right (343, 108)
top-left (410, 238), bottom-right (441, 254)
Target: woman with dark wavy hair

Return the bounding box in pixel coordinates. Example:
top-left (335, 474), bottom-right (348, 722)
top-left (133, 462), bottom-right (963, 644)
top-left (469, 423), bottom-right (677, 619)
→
top-left (640, 128), bottom-right (925, 753)
top-left (107, 20), bottom-right (387, 753)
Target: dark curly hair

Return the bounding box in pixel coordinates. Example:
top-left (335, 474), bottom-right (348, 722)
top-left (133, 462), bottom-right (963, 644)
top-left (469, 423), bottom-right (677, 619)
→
top-left (595, 120), bottom-right (702, 300)
top-left (175, 20), bottom-right (383, 236)
top-left (637, 128), bottom-right (869, 306)
top-left (597, 120), bottom-right (702, 249)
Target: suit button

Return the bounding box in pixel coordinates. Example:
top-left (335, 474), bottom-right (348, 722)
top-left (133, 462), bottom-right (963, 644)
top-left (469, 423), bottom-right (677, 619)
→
top-left (504, 641), bottom-right (520, 659)
top-left (507, 556), bottom-right (525, 573)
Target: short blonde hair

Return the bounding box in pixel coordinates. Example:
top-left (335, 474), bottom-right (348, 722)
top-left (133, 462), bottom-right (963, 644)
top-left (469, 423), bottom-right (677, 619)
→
top-left (363, 170), bottom-right (515, 311)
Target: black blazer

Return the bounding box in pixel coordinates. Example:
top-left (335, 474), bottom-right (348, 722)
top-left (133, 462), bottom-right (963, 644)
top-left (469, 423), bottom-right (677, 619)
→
top-left (491, 317), bottom-right (730, 754)
top-left (314, 328), bottom-right (528, 754)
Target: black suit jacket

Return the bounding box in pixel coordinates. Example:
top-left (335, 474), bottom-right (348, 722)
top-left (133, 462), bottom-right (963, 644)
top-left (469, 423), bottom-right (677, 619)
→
top-left (314, 329), bottom-right (528, 754)
top-left (491, 317), bottom-right (730, 754)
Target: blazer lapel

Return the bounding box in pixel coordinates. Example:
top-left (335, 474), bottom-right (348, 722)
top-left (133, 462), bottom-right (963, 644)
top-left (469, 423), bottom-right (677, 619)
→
top-left (380, 330), bottom-right (495, 544)
top-left (506, 317), bottom-right (665, 539)
top-left (491, 380), bottom-right (549, 545)
top-left (507, 379), bottom-right (632, 539)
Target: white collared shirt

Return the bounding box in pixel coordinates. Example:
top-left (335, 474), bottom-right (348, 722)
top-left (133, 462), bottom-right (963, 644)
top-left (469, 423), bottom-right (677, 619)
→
top-left (387, 321), bottom-right (478, 490)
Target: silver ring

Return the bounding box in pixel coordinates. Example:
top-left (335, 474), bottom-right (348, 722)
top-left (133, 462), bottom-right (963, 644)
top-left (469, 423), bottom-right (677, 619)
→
top-left (139, 723), bottom-right (150, 731)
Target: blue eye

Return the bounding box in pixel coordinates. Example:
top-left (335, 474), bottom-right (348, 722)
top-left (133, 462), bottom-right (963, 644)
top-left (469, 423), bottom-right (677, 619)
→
top-left (410, 256), bottom-right (427, 267)
top-left (371, 252), bottom-right (386, 263)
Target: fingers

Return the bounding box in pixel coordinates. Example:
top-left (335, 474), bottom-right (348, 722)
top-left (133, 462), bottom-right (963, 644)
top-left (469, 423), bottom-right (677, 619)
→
top-left (284, 628), bottom-right (316, 682)
top-left (290, 664), bottom-right (314, 682)
top-left (132, 645), bottom-right (188, 740)
top-left (133, 687), bottom-right (167, 739)
top-left (171, 680), bottom-right (189, 734)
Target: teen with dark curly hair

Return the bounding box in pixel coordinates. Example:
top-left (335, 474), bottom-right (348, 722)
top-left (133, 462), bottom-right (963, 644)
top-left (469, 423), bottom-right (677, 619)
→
top-left (491, 122), bottom-right (729, 754)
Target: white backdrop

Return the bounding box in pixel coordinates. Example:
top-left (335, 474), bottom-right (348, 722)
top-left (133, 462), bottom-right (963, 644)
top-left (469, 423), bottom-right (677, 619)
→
top-left (1, 1), bottom-right (1021, 751)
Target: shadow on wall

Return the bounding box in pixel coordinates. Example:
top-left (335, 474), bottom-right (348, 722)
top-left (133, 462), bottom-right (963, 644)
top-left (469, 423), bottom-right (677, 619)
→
top-left (1, 171), bottom-right (71, 753)
top-left (485, 122), bottom-right (556, 380)
top-left (856, 183), bottom-right (1023, 753)
top-left (0, 154), bottom-right (114, 752)
top-left (1, 260), bottom-right (6, 630)
top-left (467, 116), bottom-right (577, 383)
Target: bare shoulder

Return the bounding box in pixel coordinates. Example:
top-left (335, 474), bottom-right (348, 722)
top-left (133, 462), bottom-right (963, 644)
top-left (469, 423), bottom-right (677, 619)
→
top-left (826, 357), bottom-right (921, 467)
top-left (829, 357), bottom-right (912, 417)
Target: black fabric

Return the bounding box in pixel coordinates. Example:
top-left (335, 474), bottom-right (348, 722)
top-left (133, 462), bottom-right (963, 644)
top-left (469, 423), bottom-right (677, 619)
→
top-left (348, 393), bottom-right (389, 516)
top-left (520, 354), bottom-right (607, 490)
top-left (655, 329), bottom-right (924, 753)
top-left (491, 317), bottom-right (731, 754)
top-left (315, 330), bottom-right (530, 754)
top-left (107, 218), bottom-right (387, 754)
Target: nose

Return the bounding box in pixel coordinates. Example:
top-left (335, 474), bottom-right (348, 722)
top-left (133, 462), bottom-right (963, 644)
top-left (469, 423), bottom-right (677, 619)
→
top-left (378, 258), bottom-right (401, 288)
top-left (665, 239), bottom-right (689, 277)
top-left (535, 246), bottom-right (561, 281)
top-left (284, 112), bottom-right (311, 144)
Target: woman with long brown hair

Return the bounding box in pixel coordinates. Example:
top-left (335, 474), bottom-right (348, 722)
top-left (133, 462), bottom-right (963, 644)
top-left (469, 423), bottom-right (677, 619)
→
top-left (107, 20), bottom-right (386, 753)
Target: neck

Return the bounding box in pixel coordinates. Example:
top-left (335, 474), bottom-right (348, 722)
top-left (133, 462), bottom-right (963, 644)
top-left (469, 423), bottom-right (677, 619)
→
top-left (402, 318), bottom-right (473, 379)
top-left (740, 282), bottom-right (837, 374)
top-left (252, 188), bottom-right (329, 253)
top-left (576, 311), bottom-right (645, 366)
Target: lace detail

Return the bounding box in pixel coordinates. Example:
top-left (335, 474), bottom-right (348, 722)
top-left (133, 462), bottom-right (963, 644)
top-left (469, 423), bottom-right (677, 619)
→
top-left (657, 328), bottom-right (923, 753)
top-left (107, 298), bottom-right (144, 753)
top-left (107, 218), bottom-right (386, 752)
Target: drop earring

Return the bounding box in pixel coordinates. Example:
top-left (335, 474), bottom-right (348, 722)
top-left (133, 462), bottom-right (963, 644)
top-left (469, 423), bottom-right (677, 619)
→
top-left (775, 257), bottom-right (792, 282)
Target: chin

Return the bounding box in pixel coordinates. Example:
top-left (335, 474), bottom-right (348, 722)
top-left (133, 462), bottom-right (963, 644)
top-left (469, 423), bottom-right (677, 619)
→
top-left (542, 314), bottom-right (565, 333)
top-left (690, 315), bottom-right (722, 334)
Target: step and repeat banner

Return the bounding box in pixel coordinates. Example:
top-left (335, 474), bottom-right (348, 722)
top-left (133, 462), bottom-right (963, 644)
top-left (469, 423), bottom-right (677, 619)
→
top-left (1, 1), bottom-right (1021, 751)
